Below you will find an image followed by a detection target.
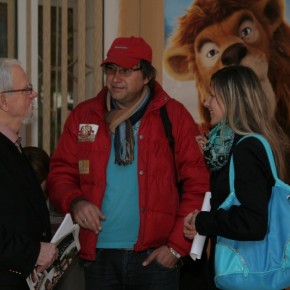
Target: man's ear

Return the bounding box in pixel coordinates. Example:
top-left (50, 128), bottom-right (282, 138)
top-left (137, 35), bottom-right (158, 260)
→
top-left (143, 76), bottom-right (151, 86)
top-left (0, 94), bottom-right (9, 111)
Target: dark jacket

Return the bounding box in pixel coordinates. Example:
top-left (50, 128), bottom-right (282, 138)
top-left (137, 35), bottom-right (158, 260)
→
top-left (196, 135), bottom-right (275, 289)
top-left (0, 133), bottom-right (51, 288)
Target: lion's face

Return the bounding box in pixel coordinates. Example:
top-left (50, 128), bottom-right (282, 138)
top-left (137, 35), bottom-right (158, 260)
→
top-left (193, 9), bottom-right (272, 105)
top-left (163, 0), bottom-right (288, 124)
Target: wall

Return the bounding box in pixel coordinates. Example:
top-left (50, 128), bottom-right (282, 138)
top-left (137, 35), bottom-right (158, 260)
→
top-left (113, 0), bottom-right (164, 83)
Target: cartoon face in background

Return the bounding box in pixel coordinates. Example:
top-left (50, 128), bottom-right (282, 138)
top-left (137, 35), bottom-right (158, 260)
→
top-left (163, 0), bottom-right (290, 137)
top-left (194, 10), bottom-right (270, 91)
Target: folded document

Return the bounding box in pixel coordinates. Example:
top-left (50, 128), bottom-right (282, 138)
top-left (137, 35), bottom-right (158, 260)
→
top-left (190, 191), bottom-right (211, 260)
top-left (26, 213), bottom-right (80, 290)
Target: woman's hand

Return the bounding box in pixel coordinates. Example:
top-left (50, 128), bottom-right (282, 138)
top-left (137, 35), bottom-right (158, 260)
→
top-left (184, 210), bottom-right (199, 239)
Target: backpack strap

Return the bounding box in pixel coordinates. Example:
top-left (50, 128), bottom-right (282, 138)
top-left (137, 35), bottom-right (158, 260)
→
top-left (160, 105), bottom-right (174, 154)
top-left (160, 105), bottom-right (184, 197)
top-left (220, 134), bottom-right (284, 210)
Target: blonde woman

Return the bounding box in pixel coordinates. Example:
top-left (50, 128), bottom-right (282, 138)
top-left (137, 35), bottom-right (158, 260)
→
top-left (184, 65), bottom-right (289, 290)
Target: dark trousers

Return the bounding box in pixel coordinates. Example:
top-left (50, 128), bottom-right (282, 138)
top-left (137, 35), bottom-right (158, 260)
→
top-left (179, 252), bottom-right (209, 290)
top-left (83, 249), bottom-right (180, 290)
top-left (54, 257), bottom-right (85, 290)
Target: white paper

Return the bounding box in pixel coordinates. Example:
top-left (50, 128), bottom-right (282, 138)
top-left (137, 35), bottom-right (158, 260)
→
top-left (190, 191), bottom-right (211, 260)
top-left (51, 213), bottom-right (75, 243)
top-left (26, 213), bottom-right (80, 290)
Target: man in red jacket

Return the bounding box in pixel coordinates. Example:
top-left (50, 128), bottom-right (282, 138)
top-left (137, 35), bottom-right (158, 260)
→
top-left (47, 36), bottom-right (209, 290)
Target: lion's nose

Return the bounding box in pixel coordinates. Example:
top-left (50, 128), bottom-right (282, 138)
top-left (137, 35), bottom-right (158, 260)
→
top-left (221, 43), bottom-right (247, 65)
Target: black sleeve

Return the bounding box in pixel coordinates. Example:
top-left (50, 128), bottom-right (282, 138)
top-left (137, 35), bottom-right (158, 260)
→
top-left (0, 225), bottom-right (40, 277)
top-left (196, 137), bottom-right (274, 241)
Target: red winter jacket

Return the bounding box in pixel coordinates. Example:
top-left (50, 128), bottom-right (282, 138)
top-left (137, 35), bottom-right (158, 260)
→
top-left (47, 82), bottom-right (209, 261)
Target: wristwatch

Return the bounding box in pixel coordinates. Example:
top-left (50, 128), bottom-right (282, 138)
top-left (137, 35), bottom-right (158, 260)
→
top-left (168, 246), bottom-right (181, 259)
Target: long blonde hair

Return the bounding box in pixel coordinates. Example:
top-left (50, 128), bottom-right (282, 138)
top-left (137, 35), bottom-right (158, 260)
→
top-left (210, 65), bottom-right (288, 181)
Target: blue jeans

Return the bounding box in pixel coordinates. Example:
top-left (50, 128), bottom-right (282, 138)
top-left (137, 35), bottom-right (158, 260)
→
top-left (82, 249), bottom-right (180, 290)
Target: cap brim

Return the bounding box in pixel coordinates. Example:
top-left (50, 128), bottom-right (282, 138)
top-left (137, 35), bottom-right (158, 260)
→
top-left (101, 55), bottom-right (141, 68)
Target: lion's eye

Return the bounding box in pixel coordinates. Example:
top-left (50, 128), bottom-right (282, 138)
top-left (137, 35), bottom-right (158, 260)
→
top-left (207, 49), bottom-right (217, 58)
top-left (241, 27), bottom-right (252, 38)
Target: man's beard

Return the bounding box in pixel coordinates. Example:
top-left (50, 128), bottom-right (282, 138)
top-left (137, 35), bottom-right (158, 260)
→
top-left (22, 99), bottom-right (37, 125)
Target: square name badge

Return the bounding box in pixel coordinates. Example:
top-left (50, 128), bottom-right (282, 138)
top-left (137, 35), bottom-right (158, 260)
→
top-left (78, 124), bottom-right (99, 142)
top-left (79, 160), bottom-right (90, 174)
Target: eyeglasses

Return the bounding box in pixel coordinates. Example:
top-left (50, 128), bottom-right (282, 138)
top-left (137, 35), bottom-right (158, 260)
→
top-left (102, 65), bottom-right (141, 76)
top-left (0, 84), bottom-right (33, 95)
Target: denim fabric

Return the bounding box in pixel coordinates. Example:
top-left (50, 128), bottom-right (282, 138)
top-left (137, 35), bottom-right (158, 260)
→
top-left (83, 249), bottom-right (180, 290)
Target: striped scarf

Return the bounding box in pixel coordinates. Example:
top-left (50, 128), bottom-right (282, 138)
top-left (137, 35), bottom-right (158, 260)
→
top-left (105, 86), bottom-right (151, 165)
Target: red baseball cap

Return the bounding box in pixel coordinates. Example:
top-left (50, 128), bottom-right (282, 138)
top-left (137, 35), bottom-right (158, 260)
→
top-left (101, 36), bottom-right (152, 68)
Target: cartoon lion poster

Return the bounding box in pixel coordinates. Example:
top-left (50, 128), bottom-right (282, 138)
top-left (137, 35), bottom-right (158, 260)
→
top-left (163, 0), bottom-right (290, 144)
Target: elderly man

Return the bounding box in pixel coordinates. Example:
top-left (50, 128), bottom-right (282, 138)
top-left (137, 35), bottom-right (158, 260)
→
top-left (0, 58), bottom-right (58, 290)
top-left (47, 37), bottom-right (209, 290)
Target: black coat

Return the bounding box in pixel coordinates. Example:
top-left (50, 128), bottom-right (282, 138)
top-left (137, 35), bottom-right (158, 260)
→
top-left (196, 135), bottom-right (275, 290)
top-left (0, 133), bottom-right (51, 289)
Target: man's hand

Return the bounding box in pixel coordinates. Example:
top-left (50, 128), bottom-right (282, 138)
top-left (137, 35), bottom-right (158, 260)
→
top-left (71, 199), bottom-right (106, 234)
top-left (36, 242), bottom-right (58, 272)
top-left (142, 245), bottom-right (179, 268)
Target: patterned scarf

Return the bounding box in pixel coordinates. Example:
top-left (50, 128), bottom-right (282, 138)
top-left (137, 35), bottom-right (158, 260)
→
top-left (105, 86), bottom-right (151, 165)
top-left (203, 122), bottom-right (235, 171)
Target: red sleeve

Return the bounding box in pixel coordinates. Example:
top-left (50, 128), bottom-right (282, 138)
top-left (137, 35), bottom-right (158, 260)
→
top-left (166, 100), bottom-right (210, 255)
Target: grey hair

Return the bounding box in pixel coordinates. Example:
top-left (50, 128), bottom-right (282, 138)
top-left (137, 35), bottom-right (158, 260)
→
top-left (0, 58), bottom-right (21, 93)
